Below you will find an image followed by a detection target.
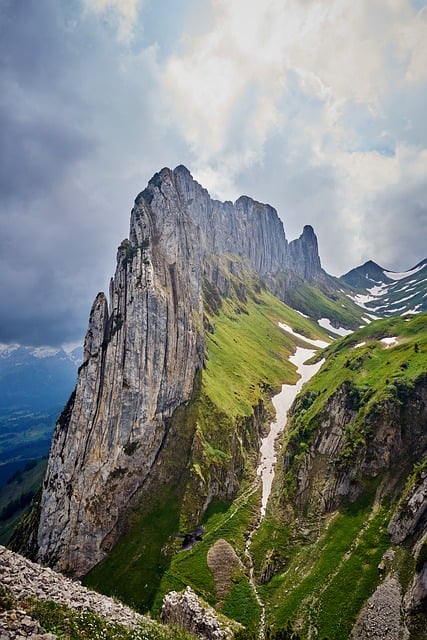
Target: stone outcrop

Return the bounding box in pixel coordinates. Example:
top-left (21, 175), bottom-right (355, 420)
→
top-left (2, 545), bottom-right (243, 640)
top-left (287, 378), bottom-right (427, 517)
top-left (349, 575), bottom-right (405, 640)
top-left (0, 608), bottom-right (57, 640)
top-left (388, 468), bottom-right (427, 546)
top-left (14, 165), bottom-right (324, 577)
top-left (161, 586), bottom-right (240, 639)
top-left (0, 545), bottom-right (145, 629)
top-left (206, 539), bottom-right (243, 603)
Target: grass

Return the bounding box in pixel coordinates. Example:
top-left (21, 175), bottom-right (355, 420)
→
top-left (247, 314), bottom-right (427, 637)
top-left (153, 481), bottom-right (261, 624)
top-left (84, 485), bottom-right (183, 613)
top-left (284, 313), bottom-right (427, 462)
top-left (256, 491), bottom-right (392, 639)
top-left (0, 588), bottom-right (196, 640)
top-left (285, 282), bottom-right (364, 330)
top-left (202, 287), bottom-right (330, 417)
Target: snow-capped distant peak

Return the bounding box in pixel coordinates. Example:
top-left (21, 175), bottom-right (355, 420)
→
top-left (0, 343), bottom-right (20, 357)
top-left (31, 346), bottom-right (61, 359)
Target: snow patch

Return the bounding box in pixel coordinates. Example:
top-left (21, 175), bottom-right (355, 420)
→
top-left (380, 337), bottom-right (398, 347)
top-left (257, 348), bottom-right (324, 517)
top-left (317, 318), bottom-right (353, 336)
top-left (278, 323), bottom-right (329, 348)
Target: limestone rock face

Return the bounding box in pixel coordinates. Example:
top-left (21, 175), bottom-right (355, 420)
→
top-left (388, 469), bottom-right (427, 545)
top-left (30, 166), bottom-right (323, 577)
top-left (288, 225), bottom-right (322, 281)
top-left (161, 586), bottom-right (239, 640)
top-left (288, 379), bottom-right (427, 517)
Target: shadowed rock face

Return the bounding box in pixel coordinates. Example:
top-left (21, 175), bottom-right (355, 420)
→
top-left (27, 166), bottom-right (323, 577)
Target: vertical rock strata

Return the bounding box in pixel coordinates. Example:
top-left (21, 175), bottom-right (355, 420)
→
top-left (33, 165), bottom-right (324, 576)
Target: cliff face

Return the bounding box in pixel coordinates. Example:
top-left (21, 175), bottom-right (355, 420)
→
top-left (28, 165), bottom-right (323, 577)
top-left (256, 318), bottom-right (427, 638)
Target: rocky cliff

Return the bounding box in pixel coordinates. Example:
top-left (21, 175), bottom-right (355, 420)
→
top-left (14, 165), bottom-right (324, 578)
top-left (251, 314), bottom-right (427, 638)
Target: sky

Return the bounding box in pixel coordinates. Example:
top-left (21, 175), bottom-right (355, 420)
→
top-left (0, 0), bottom-right (426, 347)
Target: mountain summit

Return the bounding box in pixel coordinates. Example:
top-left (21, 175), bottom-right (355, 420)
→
top-left (19, 166), bottom-right (326, 576)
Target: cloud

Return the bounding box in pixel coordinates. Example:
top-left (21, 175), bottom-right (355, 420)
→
top-left (159, 0), bottom-right (427, 275)
top-left (0, 0), bottom-right (184, 346)
top-left (81, 0), bottom-right (141, 42)
top-left (0, 0), bottom-right (425, 346)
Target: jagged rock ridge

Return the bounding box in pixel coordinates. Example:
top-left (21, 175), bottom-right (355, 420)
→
top-left (19, 165), bottom-right (324, 577)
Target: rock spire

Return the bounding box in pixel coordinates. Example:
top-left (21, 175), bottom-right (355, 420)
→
top-left (21, 165), bottom-right (323, 576)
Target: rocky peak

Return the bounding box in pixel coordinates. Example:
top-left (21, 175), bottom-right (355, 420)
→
top-left (288, 224), bottom-right (322, 280)
top-left (134, 165), bottom-right (323, 292)
top-left (17, 164), bottom-right (325, 577)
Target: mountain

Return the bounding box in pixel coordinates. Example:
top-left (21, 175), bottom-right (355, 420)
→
top-left (0, 344), bottom-right (81, 486)
top-left (10, 165), bottom-right (427, 639)
top-left (13, 165), bottom-right (331, 576)
top-left (251, 313), bottom-right (427, 639)
top-left (0, 344), bottom-right (82, 411)
top-left (341, 258), bottom-right (427, 318)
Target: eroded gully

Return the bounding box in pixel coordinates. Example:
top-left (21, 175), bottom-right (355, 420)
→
top-left (244, 340), bottom-right (326, 638)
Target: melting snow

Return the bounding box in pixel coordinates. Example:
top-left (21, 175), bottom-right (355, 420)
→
top-left (317, 318), bottom-right (353, 336)
top-left (257, 348), bottom-right (324, 517)
top-left (278, 323), bottom-right (329, 348)
top-left (380, 337), bottom-right (398, 347)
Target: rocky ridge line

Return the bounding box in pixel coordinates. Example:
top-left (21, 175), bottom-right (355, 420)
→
top-left (18, 164), bottom-right (325, 578)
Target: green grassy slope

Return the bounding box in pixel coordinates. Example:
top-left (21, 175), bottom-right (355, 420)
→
top-left (84, 283), bottom-right (330, 620)
top-left (285, 279), bottom-right (366, 330)
top-left (250, 313), bottom-right (427, 638)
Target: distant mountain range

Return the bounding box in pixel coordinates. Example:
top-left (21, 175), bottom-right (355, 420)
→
top-left (341, 258), bottom-right (427, 318)
top-left (0, 344), bottom-right (81, 486)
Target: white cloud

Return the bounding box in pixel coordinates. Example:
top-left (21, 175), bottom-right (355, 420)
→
top-left (81, 0), bottom-right (141, 41)
top-left (395, 5), bottom-right (427, 84)
top-left (1, 0), bottom-right (426, 345)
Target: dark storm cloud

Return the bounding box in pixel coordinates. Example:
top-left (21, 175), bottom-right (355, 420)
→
top-left (0, 1), bottom-right (118, 347)
top-left (0, 0), bottom-right (192, 347)
top-left (0, 104), bottom-right (93, 203)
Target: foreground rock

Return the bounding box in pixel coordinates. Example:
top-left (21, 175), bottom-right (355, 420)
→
top-left (0, 609), bottom-right (57, 640)
top-left (161, 586), bottom-right (241, 640)
top-left (0, 545), bottom-right (144, 629)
